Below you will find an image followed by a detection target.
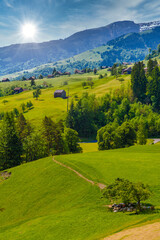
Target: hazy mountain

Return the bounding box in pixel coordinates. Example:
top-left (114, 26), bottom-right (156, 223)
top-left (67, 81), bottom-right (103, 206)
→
top-left (18, 26), bottom-right (160, 78)
top-left (0, 20), bottom-right (140, 75)
top-left (0, 20), bottom-right (160, 76)
top-left (140, 21), bottom-right (160, 32)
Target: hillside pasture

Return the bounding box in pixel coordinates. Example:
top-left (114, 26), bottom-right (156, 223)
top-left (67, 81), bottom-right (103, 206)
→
top-left (0, 144), bottom-right (160, 239)
top-left (0, 72), bottom-right (130, 125)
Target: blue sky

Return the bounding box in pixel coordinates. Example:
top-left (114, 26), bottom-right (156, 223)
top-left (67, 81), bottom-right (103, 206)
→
top-left (0, 0), bottom-right (160, 46)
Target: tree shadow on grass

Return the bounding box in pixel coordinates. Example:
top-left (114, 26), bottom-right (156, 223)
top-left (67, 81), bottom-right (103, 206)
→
top-left (129, 204), bottom-right (160, 215)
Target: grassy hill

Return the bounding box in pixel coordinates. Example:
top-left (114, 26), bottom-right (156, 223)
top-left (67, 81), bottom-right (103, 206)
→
top-left (0, 144), bottom-right (159, 239)
top-left (0, 71), bottom-right (130, 125)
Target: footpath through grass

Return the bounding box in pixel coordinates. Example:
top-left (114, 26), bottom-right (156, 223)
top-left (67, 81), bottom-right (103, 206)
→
top-left (0, 144), bottom-right (159, 239)
top-left (56, 144), bottom-right (160, 210)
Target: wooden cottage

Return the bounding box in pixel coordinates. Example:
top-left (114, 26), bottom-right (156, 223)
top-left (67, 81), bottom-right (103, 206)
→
top-left (48, 74), bottom-right (54, 78)
top-left (2, 78), bottom-right (10, 82)
top-left (28, 76), bottom-right (36, 80)
top-left (144, 67), bottom-right (148, 74)
top-left (122, 67), bottom-right (132, 74)
top-left (54, 90), bottom-right (66, 99)
top-left (14, 87), bottom-right (23, 94)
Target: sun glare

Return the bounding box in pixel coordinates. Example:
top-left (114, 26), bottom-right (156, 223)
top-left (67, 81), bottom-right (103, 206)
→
top-left (21, 23), bottom-right (37, 39)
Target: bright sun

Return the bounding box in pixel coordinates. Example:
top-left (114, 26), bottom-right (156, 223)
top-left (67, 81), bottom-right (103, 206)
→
top-left (22, 23), bottom-right (37, 39)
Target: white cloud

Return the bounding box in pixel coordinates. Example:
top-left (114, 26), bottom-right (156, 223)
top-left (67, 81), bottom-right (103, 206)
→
top-left (3, 0), bottom-right (14, 8)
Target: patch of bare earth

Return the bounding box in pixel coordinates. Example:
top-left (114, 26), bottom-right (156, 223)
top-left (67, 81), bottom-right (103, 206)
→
top-left (0, 171), bottom-right (11, 182)
top-left (103, 222), bottom-right (160, 240)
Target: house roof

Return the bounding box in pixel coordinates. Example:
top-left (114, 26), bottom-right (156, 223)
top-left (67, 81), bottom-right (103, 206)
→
top-left (54, 90), bottom-right (65, 94)
top-left (28, 76), bottom-right (36, 80)
top-left (14, 87), bottom-right (23, 91)
top-left (57, 71), bottom-right (62, 74)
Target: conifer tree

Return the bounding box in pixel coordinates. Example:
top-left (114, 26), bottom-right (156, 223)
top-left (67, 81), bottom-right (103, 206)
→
top-left (0, 112), bottom-right (22, 170)
top-left (42, 116), bottom-right (66, 155)
top-left (147, 59), bottom-right (158, 76)
top-left (147, 66), bottom-right (160, 111)
top-left (31, 79), bottom-right (36, 86)
top-left (131, 62), bottom-right (147, 102)
top-left (16, 113), bottom-right (32, 141)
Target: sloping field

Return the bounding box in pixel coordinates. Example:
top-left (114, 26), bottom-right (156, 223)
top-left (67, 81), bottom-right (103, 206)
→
top-left (0, 144), bottom-right (159, 239)
top-left (0, 72), bottom-right (129, 125)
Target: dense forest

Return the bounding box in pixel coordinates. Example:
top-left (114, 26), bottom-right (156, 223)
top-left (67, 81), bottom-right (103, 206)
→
top-left (0, 113), bottom-right (82, 170)
top-left (1, 58), bottom-right (160, 169)
top-left (66, 59), bottom-right (160, 149)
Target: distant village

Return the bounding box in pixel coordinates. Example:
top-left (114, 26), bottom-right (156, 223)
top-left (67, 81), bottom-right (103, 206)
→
top-left (0, 62), bottom-right (149, 96)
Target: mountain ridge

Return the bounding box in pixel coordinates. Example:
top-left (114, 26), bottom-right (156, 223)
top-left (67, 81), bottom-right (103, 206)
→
top-left (0, 20), bottom-right (152, 76)
top-left (0, 20), bottom-right (160, 76)
top-left (14, 26), bottom-right (160, 79)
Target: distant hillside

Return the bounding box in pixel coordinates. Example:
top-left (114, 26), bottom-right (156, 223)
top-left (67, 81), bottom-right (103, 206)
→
top-left (1, 20), bottom-right (160, 77)
top-left (15, 26), bottom-right (160, 78)
top-left (0, 20), bottom-right (141, 76)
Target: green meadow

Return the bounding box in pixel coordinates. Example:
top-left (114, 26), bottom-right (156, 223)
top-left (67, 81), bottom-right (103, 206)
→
top-left (80, 142), bottom-right (98, 153)
top-left (0, 71), bottom-right (130, 125)
top-left (0, 144), bottom-right (159, 240)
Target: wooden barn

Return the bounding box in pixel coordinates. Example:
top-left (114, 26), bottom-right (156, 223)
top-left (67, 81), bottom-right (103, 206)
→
top-left (28, 76), bottom-right (36, 80)
top-left (54, 90), bottom-right (66, 99)
top-left (122, 67), bottom-right (132, 74)
top-left (2, 78), bottom-right (10, 82)
top-left (14, 87), bottom-right (23, 94)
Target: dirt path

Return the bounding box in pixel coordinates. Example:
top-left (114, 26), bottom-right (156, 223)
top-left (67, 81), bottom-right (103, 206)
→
top-left (53, 158), bottom-right (106, 190)
top-left (103, 222), bottom-right (160, 240)
top-left (53, 158), bottom-right (160, 239)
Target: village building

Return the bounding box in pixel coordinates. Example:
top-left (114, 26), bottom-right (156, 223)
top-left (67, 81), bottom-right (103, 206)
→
top-left (74, 69), bottom-right (84, 74)
top-left (2, 78), bottom-right (10, 82)
top-left (101, 66), bottom-right (107, 69)
top-left (28, 76), bottom-right (36, 80)
top-left (107, 67), bottom-right (112, 71)
top-left (64, 72), bottom-right (71, 76)
top-left (54, 90), bottom-right (66, 99)
top-left (48, 74), bottom-right (54, 78)
top-left (122, 67), bottom-right (132, 74)
top-left (56, 71), bottom-right (63, 75)
top-left (144, 67), bottom-right (148, 74)
top-left (14, 87), bottom-right (23, 94)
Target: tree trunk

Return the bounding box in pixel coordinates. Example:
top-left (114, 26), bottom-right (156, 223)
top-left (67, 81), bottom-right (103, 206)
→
top-left (137, 200), bottom-right (141, 212)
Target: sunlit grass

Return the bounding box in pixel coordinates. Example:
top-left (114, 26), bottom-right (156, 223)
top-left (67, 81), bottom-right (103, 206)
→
top-left (0, 71), bottom-right (130, 125)
top-left (0, 144), bottom-right (160, 239)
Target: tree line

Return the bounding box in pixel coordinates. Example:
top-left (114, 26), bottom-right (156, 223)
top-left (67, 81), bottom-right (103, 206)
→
top-left (66, 61), bottom-right (160, 150)
top-left (0, 113), bottom-right (82, 170)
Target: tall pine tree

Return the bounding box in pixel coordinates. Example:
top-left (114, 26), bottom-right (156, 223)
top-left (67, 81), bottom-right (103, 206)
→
top-left (147, 66), bottom-right (160, 111)
top-left (0, 112), bottom-right (22, 170)
top-left (131, 62), bottom-right (147, 102)
top-left (42, 116), bottom-right (66, 155)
